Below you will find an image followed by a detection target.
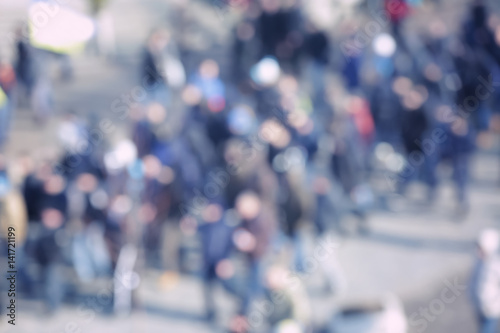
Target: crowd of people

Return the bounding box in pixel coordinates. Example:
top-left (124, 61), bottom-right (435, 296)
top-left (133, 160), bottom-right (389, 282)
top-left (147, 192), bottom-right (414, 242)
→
top-left (1, 0), bottom-right (500, 332)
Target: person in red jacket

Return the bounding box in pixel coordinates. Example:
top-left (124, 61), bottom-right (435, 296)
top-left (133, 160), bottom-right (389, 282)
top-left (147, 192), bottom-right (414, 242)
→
top-left (385, 0), bottom-right (410, 40)
top-left (0, 60), bottom-right (16, 148)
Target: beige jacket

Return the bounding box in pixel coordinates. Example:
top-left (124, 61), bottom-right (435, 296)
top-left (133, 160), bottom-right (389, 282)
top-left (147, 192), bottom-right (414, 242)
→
top-left (0, 190), bottom-right (28, 244)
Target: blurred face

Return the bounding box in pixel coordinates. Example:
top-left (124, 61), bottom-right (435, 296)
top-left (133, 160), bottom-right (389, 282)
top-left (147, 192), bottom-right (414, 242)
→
top-left (77, 173), bottom-right (98, 193)
top-left (261, 0), bottom-right (280, 13)
top-left (36, 163), bottom-right (52, 181)
top-left (110, 195), bottom-right (133, 216)
top-left (392, 76), bottom-right (412, 96)
top-left (215, 259), bottom-right (234, 280)
top-left (182, 85), bottom-right (202, 106)
top-left (424, 63), bottom-right (442, 82)
top-left (147, 103), bottom-right (167, 124)
top-left (402, 89), bottom-right (425, 111)
top-left (202, 203), bottom-right (223, 223)
top-left (224, 140), bottom-right (245, 166)
top-left (451, 118), bottom-right (468, 136)
top-left (313, 176), bottom-right (330, 195)
top-left (259, 119), bottom-right (291, 149)
top-left (139, 203), bottom-right (157, 224)
top-left (143, 155), bottom-right (162, 179)
top-left (435, 105), bottom-right (453, 123)
top-left (236, 22), bottom-right (255, 41)
top-left (44, 175), bottom-right (66, 195)
top-left (233, 228), bottom-right (256, 252)
top-left (129, 105), bottom-right (146, 122)
top-left (149, 30), bottom-right (170, 52)
top-left (42, 208), bottom-right (64, 229)
top-left (266, 265), bottom-right (288, 289)
top-left (278, 75), bottom-right (298, 96)
top-left (236, 192), bottom-right (261, 220)
top-left (19, 155), bottom-right (34, 176)
top-left (158, 166), bottom-right (175, 185)
top-left (199, 60), bottom-right (219, 79)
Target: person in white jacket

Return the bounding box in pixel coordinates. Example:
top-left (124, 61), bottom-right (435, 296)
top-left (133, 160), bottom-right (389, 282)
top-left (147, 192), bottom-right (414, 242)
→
top-left (471, 228), bottom-right (500, 333)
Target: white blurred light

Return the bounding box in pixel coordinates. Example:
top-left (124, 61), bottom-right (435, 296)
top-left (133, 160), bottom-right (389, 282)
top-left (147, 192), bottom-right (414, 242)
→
top-left (163, 57), bottom-right (186, 89)
top-left (385, 152), bottom-right (406, 173)
top-left (58, 121), bottom-right (85, 151)
top-left (250, 57), bottom-right (281, 87)
top-left (375, 142), bottom-right (394, 161)
top-left (104, 140), bottom-right (137, 171)
top-left (373, 33), bottom-right (396, 57)
top-left (275, 320), bottom-right (303, 333)
top-left (29, 3), bottom-right (95, 54)
top-left (338, 0), bottom-right (362, 4)
top-left (479, 229), bottom-right (500, 256)
top-left (120, 271), bottom-right (141, 290)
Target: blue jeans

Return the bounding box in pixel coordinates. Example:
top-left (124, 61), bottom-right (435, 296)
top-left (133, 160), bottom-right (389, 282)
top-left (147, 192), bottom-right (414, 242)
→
top-left (43, 262), bottom-right (64, 311)
top-left (452, 153), bottom-right (469, 204)
top-left (241, 258), bottom-right (263, 315)
top-left (0, 99), bottom-right (13, 147)
top-left (315, 194), bottom-right (333, 235)
top-left (202, 264), bottom-right (240, 319)
top-left (479, 314), bottom-right (498, 333)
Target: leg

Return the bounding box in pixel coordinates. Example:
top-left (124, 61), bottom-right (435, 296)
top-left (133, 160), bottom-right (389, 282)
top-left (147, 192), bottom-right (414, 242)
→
top-left (479, 315), bottom-right (498, 333)
top-left (452, 153), bottom-right (470, 205)
top-left (203, 273), bottom-right (216, 321)
top-left (240, 258), bottom-right (262, 315)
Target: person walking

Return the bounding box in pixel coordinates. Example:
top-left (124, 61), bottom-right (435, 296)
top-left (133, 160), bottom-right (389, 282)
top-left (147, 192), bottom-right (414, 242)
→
top-left (471, 229), bottom-right (500, 333)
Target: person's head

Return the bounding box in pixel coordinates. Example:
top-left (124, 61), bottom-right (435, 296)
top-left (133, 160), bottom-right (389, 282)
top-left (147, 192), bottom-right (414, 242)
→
top-left (224, 138), bottom-right (250, 169)
top-left (44, 174), bottom-right (66, 195)
top-left (477, 229), bottom-right (500, 258)
top-left (260, 0), bottom-right (281, 13)
top-left (17, 152), bottom-right (34, 175)
top-left (129, 105), bottom-right (146, 122)
top-left (278, 74), bottom-right (299, 96)
top-left (199, 59), bottom-right (220, 79)
top-left (401, 87), bottom-right (427, 111)
top-left (15, 22), bottom-right (29, 41)
top-left (451, 116), bottom-right (469, 137)
top-left (236, 191), bottom-right (262, 220)
top-left (259, 119), bottom-right (291, 149)
top-left (236, 22), bottom-right (255, 42)
top-left (148, 28), bottom-right (170, 52)
top-left (182, 84), bottom-right (202, 106)
top-left (147, 102), bottom-right (167, 124)
top-left (76, 173), bottom-right (96, 193)
top-left (41, 208), bottom-right (64, 229)
top-left (36, 160), bottom-right (53, 181)
top-left (202, 203), bottom-right (224, 223)
top-left (142, 155), bottom-right (162, 179)
top-left (265, 265), bottom-right (288, 290)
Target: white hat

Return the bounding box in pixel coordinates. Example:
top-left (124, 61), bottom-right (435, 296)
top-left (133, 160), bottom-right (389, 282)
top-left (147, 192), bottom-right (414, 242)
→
top-left (478, 229), bottom-right (500, 256)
